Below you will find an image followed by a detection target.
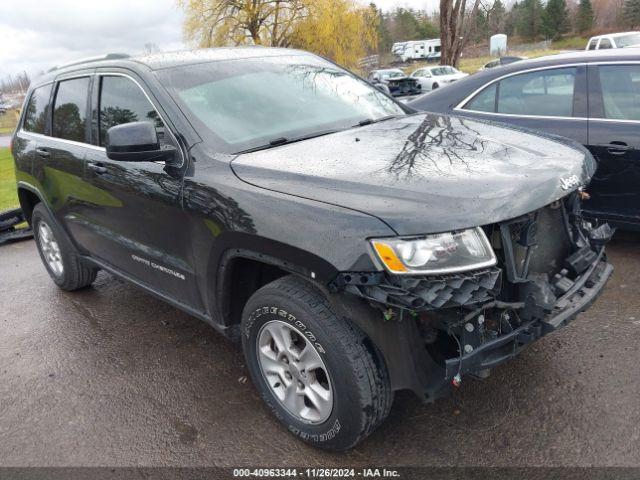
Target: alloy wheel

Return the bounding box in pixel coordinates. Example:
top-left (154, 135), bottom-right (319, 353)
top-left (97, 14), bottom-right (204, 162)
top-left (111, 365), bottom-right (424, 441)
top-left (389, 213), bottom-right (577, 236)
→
top-left (256, 320), bottom-right (333, 424)
top-left (38, 221), bottom-right (64, 277)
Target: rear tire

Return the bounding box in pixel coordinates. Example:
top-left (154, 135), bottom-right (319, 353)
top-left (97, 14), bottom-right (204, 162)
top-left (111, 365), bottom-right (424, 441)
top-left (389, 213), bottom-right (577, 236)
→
top-left (432, 82), bottom-right (439, 90)
top-left (241, 275), bottom-right (393, 451)
top-left (32, 203), bottom-right (97, 291)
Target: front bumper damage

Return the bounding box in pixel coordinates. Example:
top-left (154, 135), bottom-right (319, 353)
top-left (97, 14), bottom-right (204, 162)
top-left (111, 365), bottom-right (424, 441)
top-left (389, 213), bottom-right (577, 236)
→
top-left (334, 192), bottom-right (614, 400)
top-left (443, 255), bottom-right (612, 380)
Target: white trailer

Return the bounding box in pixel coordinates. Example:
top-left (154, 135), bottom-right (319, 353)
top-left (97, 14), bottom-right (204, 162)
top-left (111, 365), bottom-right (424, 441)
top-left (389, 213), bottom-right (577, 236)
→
top-left (392, 39), bottom-right (441, 62)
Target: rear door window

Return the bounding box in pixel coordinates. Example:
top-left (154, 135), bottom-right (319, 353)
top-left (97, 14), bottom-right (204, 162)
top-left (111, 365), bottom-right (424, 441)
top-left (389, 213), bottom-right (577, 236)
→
top-left (597, 65), bottom-right (640, 121)
top-left (23, 84), bottom-right (52, 134)
top-left (588, 39), bottom-right (598, 50)
top-left (98, 75), bottom-right (165, 146)
top-left (496, 68), bottom-right (576, 116)
top-left (52, 77), bottom-right (90, 143)
top-left (463, 68), bottom-right (577, 117)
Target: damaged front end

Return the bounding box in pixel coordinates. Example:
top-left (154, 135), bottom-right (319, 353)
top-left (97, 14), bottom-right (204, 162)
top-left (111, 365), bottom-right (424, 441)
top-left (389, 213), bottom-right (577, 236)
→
top-left (334, 191), bottom-right (613, 400)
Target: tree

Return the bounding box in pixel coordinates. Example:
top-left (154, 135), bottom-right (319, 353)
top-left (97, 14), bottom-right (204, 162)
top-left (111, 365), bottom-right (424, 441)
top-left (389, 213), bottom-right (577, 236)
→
top-left (179, 0), bottom-right (378, 68)
top-left (575, 0), bottom-right (594, 33)
top-left (516, 0), bottom-right (543, 40)
top-left (624, 0), bottom-right (640, 28)
top-left (439, 0), bottom-right (482, 67)
top-left (372, 5), bottom-right (393, 54)
top-left (473, 7), bottom-right (489, 43)
top-left (504, 1), bottom-right (520, 36)
top-left (291, 0), bottom-right (378, 68)
top-left (179, 0), bottom-right (307, 47)
top-left (543, 0), bottom-right (569, 40)
top-left (487, 0), bottom-right (507, 35)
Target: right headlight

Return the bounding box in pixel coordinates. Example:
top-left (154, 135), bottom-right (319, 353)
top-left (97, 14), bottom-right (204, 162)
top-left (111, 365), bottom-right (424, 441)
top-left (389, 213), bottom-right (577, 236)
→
top-left (370, 227), bottom-right (496, 275)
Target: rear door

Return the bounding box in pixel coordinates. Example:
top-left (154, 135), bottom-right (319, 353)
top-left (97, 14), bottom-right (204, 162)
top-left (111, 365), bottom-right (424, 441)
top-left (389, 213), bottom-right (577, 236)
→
top-left (76, 71), bottom-right (202, 310)
top-left (32, 72), bottom-right (96, 243)
top-left (586, 63), bottom-right (640, 226)
top-left (457, 65), bottom-right (589, 145)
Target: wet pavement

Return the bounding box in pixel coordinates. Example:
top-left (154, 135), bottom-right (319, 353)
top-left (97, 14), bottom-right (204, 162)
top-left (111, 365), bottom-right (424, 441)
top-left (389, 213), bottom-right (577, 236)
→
top-left (0, 234), bottom-right (639, 467)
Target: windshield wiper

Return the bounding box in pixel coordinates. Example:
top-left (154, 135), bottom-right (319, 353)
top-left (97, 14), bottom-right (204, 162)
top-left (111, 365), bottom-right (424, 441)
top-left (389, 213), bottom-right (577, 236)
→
top-left (236, 128), bottom-right (341, 154)
top-left (356, 115), bottom-right (398, 127)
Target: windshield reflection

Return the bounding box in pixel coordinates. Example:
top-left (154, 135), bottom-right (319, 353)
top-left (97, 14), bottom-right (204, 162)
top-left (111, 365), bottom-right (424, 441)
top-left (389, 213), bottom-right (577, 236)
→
top-left (158, 54), bottom-right (406, 154)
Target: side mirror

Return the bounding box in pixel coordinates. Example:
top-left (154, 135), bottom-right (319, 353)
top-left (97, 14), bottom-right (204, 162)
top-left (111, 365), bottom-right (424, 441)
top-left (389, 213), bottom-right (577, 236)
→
top-left (106, 121), bottom-right (176, 163)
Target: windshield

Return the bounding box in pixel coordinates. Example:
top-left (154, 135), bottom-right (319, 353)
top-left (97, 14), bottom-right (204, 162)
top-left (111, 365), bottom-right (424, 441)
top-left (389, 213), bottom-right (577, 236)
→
top-left (158, 54), bottom-right (405, 153)
top-left (384, 70), bottom-right (405, 78)
top-left (615, 33), bottom-right (640, 47)
top-left (431, 67), bottom-right (457, 76)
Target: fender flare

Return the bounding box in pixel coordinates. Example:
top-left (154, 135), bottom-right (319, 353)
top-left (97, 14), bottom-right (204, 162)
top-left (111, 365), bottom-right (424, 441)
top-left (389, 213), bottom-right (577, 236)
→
top-left (16, 181), bottom-right (54, 221)
top-left (207, 231), bottom-right (339, 328)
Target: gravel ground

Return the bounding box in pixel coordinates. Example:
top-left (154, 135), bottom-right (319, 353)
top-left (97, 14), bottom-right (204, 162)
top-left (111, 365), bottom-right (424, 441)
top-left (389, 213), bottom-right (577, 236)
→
top-left (0, 234), bottom-right (638, 467)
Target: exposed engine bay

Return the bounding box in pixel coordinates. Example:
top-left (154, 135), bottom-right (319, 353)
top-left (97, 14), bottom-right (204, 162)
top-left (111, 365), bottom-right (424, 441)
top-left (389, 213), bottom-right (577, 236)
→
top-left (334, 191), bottom-right (614, 399)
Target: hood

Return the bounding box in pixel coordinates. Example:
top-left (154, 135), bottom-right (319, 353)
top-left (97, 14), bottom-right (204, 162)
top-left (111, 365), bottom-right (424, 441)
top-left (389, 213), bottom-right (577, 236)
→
top-left (231, 113), bottom-right (595, 235)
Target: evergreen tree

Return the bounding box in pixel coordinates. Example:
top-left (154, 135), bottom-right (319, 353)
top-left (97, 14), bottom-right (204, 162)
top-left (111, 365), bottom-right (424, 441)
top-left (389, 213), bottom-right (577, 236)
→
top-left (474, 8), bottom-right (489, 43)
top-left (543, 0), bottom-right (570, 40)
top-left (488, 0), bottom-right (507, 35)
top-left (624, 0), bottom-right (640, 28)
top-left (576, 0), bottom-right (594, 33)
top-left (505, 1), bottom-right (520, 36)
top-left (516, 0), bottom-right (544, 40)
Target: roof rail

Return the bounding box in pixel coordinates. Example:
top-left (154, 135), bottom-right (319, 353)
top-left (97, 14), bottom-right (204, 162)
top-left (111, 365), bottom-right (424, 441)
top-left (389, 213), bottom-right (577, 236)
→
top-left (48, 53), bottom-right (130, 73)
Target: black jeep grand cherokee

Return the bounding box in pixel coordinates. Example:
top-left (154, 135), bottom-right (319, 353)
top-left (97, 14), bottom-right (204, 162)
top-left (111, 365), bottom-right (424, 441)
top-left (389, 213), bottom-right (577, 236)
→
top-left (12, 48), bottom-right (613, 451)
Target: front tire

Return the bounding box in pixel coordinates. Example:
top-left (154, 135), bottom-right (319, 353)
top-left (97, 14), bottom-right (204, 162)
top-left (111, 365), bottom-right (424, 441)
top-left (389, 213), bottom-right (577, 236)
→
top-left (241, 275), bottom-right (393, 451)
top-left (432, 82), bottom-right (439, 90)
top-left (32, 203), bottom-right (97, 291)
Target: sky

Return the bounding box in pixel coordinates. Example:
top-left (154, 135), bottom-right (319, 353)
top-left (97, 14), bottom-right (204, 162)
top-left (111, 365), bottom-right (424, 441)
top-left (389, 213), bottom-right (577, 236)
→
top-left (0, 0), bottom-right (438, 80)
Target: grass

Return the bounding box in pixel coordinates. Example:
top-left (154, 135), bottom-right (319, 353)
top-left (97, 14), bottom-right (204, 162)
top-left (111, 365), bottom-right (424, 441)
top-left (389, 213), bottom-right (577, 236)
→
top-left (0, 109), bottom-right (20, 136)
top-left (552, 36), bottom-right (589, 50)
top-left (0, 147), bottom-right (19, 211)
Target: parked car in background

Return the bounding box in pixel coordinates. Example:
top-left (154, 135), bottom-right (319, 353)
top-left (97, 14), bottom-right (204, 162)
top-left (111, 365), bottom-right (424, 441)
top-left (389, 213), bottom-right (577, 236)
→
top-left (586, 32), bottom-right (640, 50)
top-left (12, 47), bottom-right (612, 451)
top-left (368, 68), bottom-right (421, 97)
top-left (481, 56), bottom-right (526, 70)
top-left (410, 65), bottom-right (468, 92)
top-left (409, 49), bottom-right (640, 230)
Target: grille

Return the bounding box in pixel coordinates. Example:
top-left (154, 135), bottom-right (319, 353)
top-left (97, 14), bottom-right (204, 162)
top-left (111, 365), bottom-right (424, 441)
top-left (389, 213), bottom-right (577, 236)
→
top-left (344, 268), bottom-right (502, 311)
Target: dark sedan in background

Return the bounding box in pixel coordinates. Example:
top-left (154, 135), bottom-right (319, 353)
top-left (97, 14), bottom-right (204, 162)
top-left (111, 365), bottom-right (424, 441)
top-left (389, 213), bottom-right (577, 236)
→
top-left (368, 68), bottom-right (422, 97)
top-left (409, 50), bottom-right (640, 230)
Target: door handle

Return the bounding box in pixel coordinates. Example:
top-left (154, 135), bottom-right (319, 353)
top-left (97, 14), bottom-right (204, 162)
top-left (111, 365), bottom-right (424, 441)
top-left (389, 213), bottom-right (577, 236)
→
top-left (87, 162), bottom-right (108, 174)
top-left (35, 148), bottom-right (50, 158)
top-left (606, 141), bottom-right (630, 155)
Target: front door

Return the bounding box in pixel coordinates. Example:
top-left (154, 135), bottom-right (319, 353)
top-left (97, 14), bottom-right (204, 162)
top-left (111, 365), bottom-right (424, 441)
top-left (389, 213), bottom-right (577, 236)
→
top-left (76, 72), bottom-right (202, 311)
top-left (586, 63), bottom-right (640, 227)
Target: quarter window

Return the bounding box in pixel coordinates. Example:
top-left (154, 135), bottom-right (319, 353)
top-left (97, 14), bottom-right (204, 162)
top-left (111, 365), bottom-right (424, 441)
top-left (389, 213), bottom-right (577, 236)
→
top-left (464, 67), bottom-right (576, 117)
top-left (598, 65), bottom-right (640, 121)
top-left (23, 84), bottom-right (52, 134)
top-left (52, 77), bottom-right (90, 142)
top-left (99, 76), bottom-right (164, 146)
top-left (465, 83), bottom-right (497, 112)
top-left (588, 40), bottom-right (597, 50)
